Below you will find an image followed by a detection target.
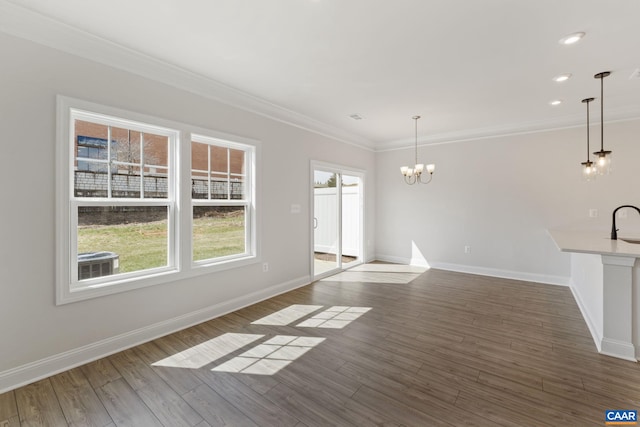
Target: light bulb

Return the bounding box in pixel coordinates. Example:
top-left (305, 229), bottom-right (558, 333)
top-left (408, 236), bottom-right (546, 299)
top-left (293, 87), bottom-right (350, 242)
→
top-left (581, 162), bottom-right (597, 181)
top-left (553, 74), bottom-right (572, 83)
top-left (559, 32), bottom-right (585, 45)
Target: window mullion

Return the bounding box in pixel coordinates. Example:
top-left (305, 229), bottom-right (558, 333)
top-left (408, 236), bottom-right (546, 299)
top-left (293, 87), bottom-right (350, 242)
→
top-left (167, 131), bottom-right (176, 270)
top-left (140, 132), bottom-right (145, 199)
top-left (107, 125), bottom-right (112, 198)
top-left (207, 145), bottom-right (212, 200)
top-left (226, 148), bottom-right (231, 200)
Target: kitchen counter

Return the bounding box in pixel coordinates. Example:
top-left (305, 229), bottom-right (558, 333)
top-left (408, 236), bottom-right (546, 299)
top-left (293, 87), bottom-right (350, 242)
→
top-left (549, 229), bottom-right (640, 362)
top-left (549, 229), bottom-right (640, 258)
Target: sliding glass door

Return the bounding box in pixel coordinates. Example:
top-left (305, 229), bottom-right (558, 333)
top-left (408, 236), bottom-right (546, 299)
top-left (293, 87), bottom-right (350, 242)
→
top-left (312, 163), bottom-right (363, 279)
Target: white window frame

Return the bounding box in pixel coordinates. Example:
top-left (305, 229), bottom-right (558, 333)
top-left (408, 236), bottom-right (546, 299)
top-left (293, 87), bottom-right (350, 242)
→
top-left (190, 134), bottom-right (256, 268)
top-left (56, 96), bottom-right (260, 305)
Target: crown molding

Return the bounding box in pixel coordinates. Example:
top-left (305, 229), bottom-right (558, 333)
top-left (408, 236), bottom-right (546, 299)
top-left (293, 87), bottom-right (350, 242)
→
top-left (376, 106), bottom-right (640, 152)
top-left (0, 0), bottom-right (375, 151)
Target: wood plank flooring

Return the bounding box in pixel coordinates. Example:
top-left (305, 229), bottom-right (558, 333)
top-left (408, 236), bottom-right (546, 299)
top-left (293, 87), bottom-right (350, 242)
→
top-left (3, 265), bottom-right (640, 426)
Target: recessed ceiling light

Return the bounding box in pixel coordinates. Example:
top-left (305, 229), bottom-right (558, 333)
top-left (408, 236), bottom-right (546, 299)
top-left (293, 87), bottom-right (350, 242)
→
top-left (549, 99), bottom-right (563, 106)
top-left (559, 32), bottom-right (585, 45)
top-left (553, 73), bottom-right (572, 82)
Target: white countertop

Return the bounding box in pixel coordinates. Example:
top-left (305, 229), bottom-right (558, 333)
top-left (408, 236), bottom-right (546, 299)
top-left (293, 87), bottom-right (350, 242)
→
top-left (548, 229), bottom-right (640, 258)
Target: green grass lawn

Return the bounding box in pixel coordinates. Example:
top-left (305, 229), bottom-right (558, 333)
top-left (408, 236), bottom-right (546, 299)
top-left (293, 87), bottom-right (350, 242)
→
top-left (78, 215), bottom-right (245, 274)
top-left (192, 215), bottom-right (245, 262)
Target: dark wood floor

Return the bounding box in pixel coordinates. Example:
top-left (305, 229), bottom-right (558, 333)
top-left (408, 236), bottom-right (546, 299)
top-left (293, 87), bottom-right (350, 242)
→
top-left (2, 266), bottom-right (640, 426)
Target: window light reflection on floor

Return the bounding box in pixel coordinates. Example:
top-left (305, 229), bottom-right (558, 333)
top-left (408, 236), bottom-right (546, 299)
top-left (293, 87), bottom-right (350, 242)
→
top-left (296, 306), bottom-right (371, 329)
top-left (251, 304), bottom-right (324, 326)
top-left (151, 333), bottom-right (264, 369)
top-left (151, 306), bottom-right (371, 374)
top-left (212, 336), bottom-right (325, 375)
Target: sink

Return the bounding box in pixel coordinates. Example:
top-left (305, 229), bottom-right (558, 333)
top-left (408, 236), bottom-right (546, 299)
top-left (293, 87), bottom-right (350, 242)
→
top-left (621, 238), bottom-right (640, 244)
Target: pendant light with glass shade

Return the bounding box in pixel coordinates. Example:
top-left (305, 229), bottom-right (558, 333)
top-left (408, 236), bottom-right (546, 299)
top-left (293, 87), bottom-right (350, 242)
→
top-left (400, 115), bottom-right (435, 185)
top-left (580, 97), bottom-right (597, 181)
top-left (593, 71), bottom-right (612, 174)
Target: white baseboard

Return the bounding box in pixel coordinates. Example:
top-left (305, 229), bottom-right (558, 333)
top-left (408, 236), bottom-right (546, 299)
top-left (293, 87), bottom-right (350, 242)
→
top-left (601, 338), bottom-right (637, 362)
top-left (375, 254), bottom-right (570, 287)
top-left (363, 254), bottom-right (377, 264)
top-left (375, 254), bottom-right (421, 266)
top-left (0, 275), bottom-right (310, 394)
top-left (568, 281), bottom-right (602, 352)
top-left (429, 262), bottom-right (570, 287)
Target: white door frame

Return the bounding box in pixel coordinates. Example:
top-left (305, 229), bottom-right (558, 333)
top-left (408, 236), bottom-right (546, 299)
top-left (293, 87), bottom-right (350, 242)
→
top-left (310, 160), bottom-right (365, 280)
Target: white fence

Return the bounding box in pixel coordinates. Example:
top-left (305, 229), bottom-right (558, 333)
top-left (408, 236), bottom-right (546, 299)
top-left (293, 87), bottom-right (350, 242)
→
top-left (313, 186), bottom-right (360, 257)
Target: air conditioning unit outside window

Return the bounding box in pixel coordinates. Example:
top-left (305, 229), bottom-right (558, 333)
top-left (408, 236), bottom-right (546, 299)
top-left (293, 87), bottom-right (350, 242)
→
top-left (78, 251), bottom-right (120, 280)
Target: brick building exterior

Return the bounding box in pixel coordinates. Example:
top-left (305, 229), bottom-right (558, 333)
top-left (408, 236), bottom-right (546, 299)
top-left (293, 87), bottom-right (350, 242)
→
top-left (74, 120), bottom-right (244, 200)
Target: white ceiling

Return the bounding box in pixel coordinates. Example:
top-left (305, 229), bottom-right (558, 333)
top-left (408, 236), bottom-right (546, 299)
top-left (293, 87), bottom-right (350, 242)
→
top-left (3, 0), bottom-right (640, 150)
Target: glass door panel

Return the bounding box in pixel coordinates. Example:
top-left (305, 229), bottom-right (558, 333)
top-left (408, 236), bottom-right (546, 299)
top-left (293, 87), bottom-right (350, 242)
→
top-left (313, 170), bottom-right (340, 276)
top-left (341, 174), bottom-right (361, 269)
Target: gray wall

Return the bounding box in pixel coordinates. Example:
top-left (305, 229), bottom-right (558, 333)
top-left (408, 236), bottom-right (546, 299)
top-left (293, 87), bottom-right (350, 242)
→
top-left (0, 32), bottom-right (376, 385)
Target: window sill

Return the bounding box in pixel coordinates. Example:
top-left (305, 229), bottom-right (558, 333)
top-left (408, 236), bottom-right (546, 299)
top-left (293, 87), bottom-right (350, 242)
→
top-left (56, 255), bottom-right (260, 305)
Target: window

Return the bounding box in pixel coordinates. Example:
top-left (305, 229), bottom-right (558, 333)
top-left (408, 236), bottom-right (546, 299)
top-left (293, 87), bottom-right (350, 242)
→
top-left (69, 110), bottom-right (176, 292)
top-left (56, 97), bottom-right (259, 304)
top-left (191, 135), bottom-right (253, 264)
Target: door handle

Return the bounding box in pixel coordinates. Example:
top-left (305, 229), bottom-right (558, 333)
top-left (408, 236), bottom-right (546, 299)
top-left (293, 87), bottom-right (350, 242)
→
top-left (313, 217), bottom-right (318, 229)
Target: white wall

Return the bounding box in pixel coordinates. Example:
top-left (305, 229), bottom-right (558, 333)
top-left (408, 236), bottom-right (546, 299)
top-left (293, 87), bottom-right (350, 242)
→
top-left (375, 119), bottom-right (640, 284)
top-left (570, 253), bottom-right (604, 348)
top-left (0, 33), bottom-right (375, 390)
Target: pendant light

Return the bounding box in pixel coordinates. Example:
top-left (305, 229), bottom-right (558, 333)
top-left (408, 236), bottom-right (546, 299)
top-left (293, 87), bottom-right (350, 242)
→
top-left (580, 97), bottom-right (597, 181)
top-left (400, 116), bottom-right (435, 185)
top-left (593, 71), bottom-right (612, 174)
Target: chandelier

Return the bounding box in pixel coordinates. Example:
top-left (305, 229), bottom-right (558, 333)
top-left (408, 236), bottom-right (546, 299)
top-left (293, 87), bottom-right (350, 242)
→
top-left (400, 116), bottom-right (435, 185)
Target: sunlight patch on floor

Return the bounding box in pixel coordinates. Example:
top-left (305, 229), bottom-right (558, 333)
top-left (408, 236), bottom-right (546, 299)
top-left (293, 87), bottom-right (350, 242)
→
top-left (349, 263), bottom-right (427, 273)
top-left (212, 336), bottom-right (325, 375)
top-left (152, 304), bottom-right (372, 374)
top-left (251, 304), bottom-right (324, 326)
top-left (320, 263), bottom-right (427, 284)
top-left (151, 333), bottom-right (264, 369)
top-left (296, 306), bottom-right (371, 329)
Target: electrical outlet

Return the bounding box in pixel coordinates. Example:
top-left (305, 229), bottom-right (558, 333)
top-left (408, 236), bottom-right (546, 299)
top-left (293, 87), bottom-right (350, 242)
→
top-left (262, 262), bottom-right (269, 272)
top-left (464, 245), bottom-right (471, 254)
top-left (589, 209), bottom-right (598, 218)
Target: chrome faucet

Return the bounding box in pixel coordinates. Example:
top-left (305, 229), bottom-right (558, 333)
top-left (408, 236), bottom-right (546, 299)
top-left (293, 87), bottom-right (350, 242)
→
top-left (611, 205), bottom-right (640, 240)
